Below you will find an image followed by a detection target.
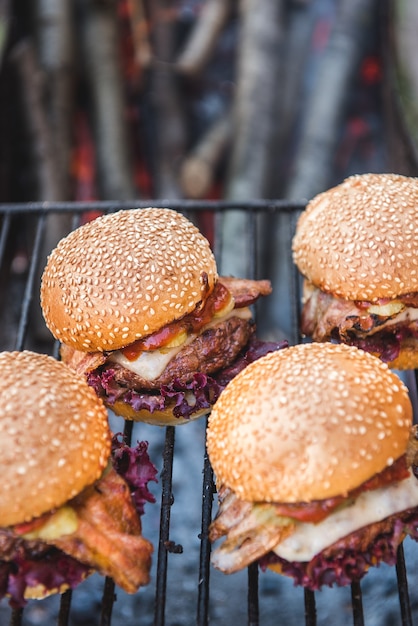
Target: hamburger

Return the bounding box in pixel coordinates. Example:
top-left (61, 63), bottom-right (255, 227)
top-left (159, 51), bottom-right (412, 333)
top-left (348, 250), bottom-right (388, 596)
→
top-left (292, 173), bottom-right (418, 369)
top-left (0, 350), bottom-right (156, 608)
top-left (206, 342), bottom-right (418, 589)
top-left (40, 207), bottom-right (282, 426)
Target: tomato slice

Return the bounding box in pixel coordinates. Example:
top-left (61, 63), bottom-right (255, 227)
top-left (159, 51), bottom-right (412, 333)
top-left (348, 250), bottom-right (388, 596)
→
top-left (13, 511), bottom-right (51, 535)
top-left (122, 321), bottom-right (187, 361)
top-left (121, 282), bottom-right (233, 361)
top-left (273, 456), bottom-right (410, 524)
top-left (274, 496), bottom-right (346, 524)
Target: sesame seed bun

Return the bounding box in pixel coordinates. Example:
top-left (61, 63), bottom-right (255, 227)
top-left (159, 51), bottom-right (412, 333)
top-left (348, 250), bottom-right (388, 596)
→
top-left (110, 398), bottom-right (210, 426)
top-left (0, 351), bottom-right (111, 527)
top-left (292, 173), bottom-right (418, 302)
top-left (40, 208), bottom-right (218, 352)
top-left (206, 342), bottom-right (412, 503)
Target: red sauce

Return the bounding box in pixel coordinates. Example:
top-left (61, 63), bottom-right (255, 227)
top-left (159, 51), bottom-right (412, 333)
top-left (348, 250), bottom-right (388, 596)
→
top-left (13, 511), bottom-right (52, 535)
top-left (273, 455), bottom-right (410, 524)
top-left (121, 282), bottom-right (232, 361)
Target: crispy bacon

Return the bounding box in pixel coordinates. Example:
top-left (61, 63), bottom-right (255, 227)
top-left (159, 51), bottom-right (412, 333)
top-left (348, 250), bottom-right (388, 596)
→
top-left (219, 276), bottom-right (272, 308)
top-left (50, 467), bottom-right (153, 593)
top-left (210, 453), bottom-right (413, 573)
top-left (301, 283), bottom-right (418, 345)
top-left (60, 344), bottom-right (106, 375)
top-left (209, 486), bottom-right (295, 574)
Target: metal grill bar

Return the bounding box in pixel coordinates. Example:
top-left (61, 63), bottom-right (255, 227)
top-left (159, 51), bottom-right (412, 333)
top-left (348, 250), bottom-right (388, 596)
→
top-left (155, 426), bottom-right (176, 626)
top-left (304, 589), bottom-right (316, 626)
top-left (396, 543), bottom-right (413, 626)
top-left (351, 582), bottom-right (364, 626)
top-left (248, 563), bottom-right (260, 626)
top-left (0, 200), bottom-right (415, 626)
top-left (14, 214), bottom-right (46, 351)
top-left (197, 440), bottom-right (215, 625)
top-left (57, 590), bottom-right (72, 626)
top-left (0, 199), bottom-right (306, 214)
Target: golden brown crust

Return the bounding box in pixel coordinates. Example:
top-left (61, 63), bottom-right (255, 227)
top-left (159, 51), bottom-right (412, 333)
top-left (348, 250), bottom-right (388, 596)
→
top-left (0, 351), bottom-right (111, 527)
top-left (110, 398), bottom-right (210, 426)
top-left (389, 337), bottom-right (418, 370)
top-left (266, 562), bottom-right (284, 575)
top-left (40, 208), bottom-right (218, 352)
top-left (206, 343), bottom-right (412, 504)
top-left (292, 173), bottom-right (418, 302)
top-left (22, 578), bottom-right (89, 600)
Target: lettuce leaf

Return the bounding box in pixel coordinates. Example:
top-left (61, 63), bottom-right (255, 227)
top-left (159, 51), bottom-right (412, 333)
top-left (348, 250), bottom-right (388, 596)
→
top-left (88, 338), bottom-right (289, 420)
top-left (1, 438), bottom-right (157, 607)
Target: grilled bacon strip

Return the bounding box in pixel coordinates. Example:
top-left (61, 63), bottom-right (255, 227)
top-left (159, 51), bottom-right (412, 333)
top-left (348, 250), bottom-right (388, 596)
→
top-left (60, 344), bottom-right (106, 376)
top-left (210, 446), bottom-right (415, 574)
top-left (50, 467), bottom-right (153, 592)
top-left (301, 283), bottom-right (418, 343)
top-left (209, 486), bottom-right (295, 574)
top-left (218, 277), bottom-right (272, 308)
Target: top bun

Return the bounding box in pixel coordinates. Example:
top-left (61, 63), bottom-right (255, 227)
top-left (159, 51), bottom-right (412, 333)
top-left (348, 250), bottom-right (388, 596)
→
top-left (292, 173), bottom-right (418, 302)
top-left (41, 208), bottom-right (218, 352)
top-left (0, 350), bottom-right (111, 526)
top-left (206, 342), bottom-right (412, 503)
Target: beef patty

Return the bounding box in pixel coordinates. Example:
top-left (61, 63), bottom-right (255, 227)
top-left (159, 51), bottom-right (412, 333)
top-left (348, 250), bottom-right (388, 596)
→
top-left (105, 315), bottom-right (255, 391)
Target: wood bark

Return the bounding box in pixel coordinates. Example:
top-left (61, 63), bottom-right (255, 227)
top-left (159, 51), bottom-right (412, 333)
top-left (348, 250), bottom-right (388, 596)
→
top-left (285, 0), bottom-right (379, 201)
top-left (0, 0), bottom-right (10, 67)
top-left (148, 2), bottom-right (186, 199)
top-left (76, 0), bottom-right (136, 199)
top-left (219, 0), bottom-right (284, 278)
top-left (10, 38), bottom-right (71, 342)
top-left (127, 0), bottom-right (152, 73)
top-left (180, 112), bottom-right (231, 198)
top-left (34, 0), bottom-right (74, 199)
top-left (176, 0), bottom-right (234, 76)
top-left (384, 0), bottom-right (418, 174)
top-left (262, 0), bottom-right (380, 342)
top-left (10, 41), bottom-right (60, 200)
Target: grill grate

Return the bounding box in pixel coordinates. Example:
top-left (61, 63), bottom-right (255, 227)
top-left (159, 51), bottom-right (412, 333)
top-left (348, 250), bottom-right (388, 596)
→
top-left (0, 200), bottom-right (416, 626)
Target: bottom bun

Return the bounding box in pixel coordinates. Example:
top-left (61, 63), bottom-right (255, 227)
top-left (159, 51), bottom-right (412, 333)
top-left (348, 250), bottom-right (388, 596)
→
top-left (266, 562), bottom-right (283, 575)
top-left (266, 559), bottom-right (371, 582)
top-left (110, 398), bottom-right (210, 426)
top-left (388, 337), bottom-right (418, 370)
top-left (24, 582), bottom-right (71, 600)
top-left (22, 570), bottom-right (91, 601)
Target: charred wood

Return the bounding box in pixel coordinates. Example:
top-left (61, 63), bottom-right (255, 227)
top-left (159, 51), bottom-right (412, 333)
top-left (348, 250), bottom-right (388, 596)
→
top-left (263, 0), bottom-right (379, 343)
top-left (148, 2), bottom-right (186, 199)
top-left (0, 0), bottom-right (10, 67)
top-left (10, 40), bottom-right (61, 201)
top-left (180, 112), bottom-right (231, 199)
top-left (175, 0), bottom-right (234, 76)
top-left (219, 0), bottom-right (284, 278)
top-left (127, 0), bottom-right (152, 75)
top-left (285, 0), bottom-right (379, 200)
top-left (76, 0), bottom-right (136, 199)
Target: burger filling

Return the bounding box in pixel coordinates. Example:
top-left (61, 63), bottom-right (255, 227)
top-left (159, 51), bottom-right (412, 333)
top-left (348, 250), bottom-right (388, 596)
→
top-left (209, 435), bottom-right (418, 587)
top-left (61, 278), bottom-right (286, 420)
top-left (0, 437), bottom-right (157, 608)
top-left (301, 280), bottom-right (418, 363)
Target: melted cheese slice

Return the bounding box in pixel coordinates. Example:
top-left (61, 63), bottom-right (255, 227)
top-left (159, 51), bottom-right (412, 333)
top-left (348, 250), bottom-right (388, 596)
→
top-left (367, 305), bottom-right (418, 335)
top-left (109, 307), bottom-right (252, 381)
top-left (273, 473), bottom-right (418, 562)
top-left (20, 506), bottom-right (78, 540)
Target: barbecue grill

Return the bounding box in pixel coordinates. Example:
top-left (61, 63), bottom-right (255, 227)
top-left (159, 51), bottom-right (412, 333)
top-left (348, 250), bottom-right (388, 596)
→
top-left (0, 199), bottom-right (417, 626)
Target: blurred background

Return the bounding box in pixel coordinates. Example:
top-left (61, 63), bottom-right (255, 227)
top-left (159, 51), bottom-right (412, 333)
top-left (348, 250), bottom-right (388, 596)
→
top-left (1, 0), bottom-right (418, 624)
top-left (1, 0), bottom-right (418, 341)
